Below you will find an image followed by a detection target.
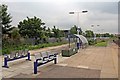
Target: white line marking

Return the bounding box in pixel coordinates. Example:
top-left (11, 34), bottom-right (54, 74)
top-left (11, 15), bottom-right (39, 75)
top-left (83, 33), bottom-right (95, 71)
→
top-left (77, 65), bottom-right (89, 69)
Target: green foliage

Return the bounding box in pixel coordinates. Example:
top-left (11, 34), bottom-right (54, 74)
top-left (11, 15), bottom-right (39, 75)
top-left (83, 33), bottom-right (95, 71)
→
top-left (2, 42), bottom-right (67, 55)
top-left (103, 33), bottom-right (110, 37)
top-left (96, 34), bottom-right (101, 37)
top-left (11, 28), bottom-right (21, 40)
top-left (110, 34), bottom-right (114, 37)
top-left (70, 25), bottom-right (82, 35)
top-left (96, 33), bottom-right (114, 38)
top-left (85, 30), bottom-right (94, 38)
top-left (95, 42), bottom-right (107, 47)
top-left (1, 4), bottom-right (14, 36)
top-left (88, 39), bottom-right (96, 45)
top-left (2, 49), bottom-right (11, 55)
top-left (52, 26), bottom-right (63, 38)
top-left (88, 39), bottom-right (107, 46)
top-left (18, 16), bottom-right (44, 38)
top-left (18, 16), bottom-right (47, 44)
top-left (70, 25), bottom-right (77, 34)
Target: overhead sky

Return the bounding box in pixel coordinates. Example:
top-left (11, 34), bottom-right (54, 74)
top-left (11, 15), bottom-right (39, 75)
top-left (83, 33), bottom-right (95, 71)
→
top-left (1, 0), bottom-right (119, 34)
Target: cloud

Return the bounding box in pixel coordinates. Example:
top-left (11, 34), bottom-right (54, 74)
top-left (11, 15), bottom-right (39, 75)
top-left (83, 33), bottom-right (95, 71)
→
top-left (2, 2), bottom-right (118, 34)
top-left (75, 2), bottom-right (118, 14)
top-left (1, 0), bottom-right (119, 2)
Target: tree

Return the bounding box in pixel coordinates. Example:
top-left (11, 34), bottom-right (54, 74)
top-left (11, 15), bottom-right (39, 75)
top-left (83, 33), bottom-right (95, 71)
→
top-left (46, 27), bottom-right (53, 37)
top-left (52, 26), bottom-right (60, 38)
top-left (110, 34), bottom-right (114, 37)
top-left (70, 25), bottom-right (77, 34)
top-left (103, 33), bottom-right (110, 37)
top-left (43, 26), bottom-right (46, 31)
top-left (85, 30), bottom-right (94, 38)
top-left (11, 27), bottom-right (20, 40)
top-left (18, 16), bottom-right (45, 44)
top-left (70, 25), bottom-right (82, 35)
top-left (52, 26), bottom-right (64, 42)
top-left (0, 4), bottom-right (14, 37)
top-left (96, 34), bottom-right (101, 37)
top-left (9, 27), bottom-right (21, 45)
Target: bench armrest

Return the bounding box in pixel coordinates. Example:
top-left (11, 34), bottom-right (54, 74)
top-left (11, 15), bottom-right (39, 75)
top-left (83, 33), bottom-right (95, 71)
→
top-left (43, 57), bottom-right (49, 61)
top-left (36, 58), bottom-right (42, 62)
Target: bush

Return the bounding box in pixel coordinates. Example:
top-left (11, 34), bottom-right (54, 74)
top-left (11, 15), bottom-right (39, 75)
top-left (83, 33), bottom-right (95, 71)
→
top-left (95, 42), bottom-right (107, 47)
top-left (88, 39), bottom-right (96, 45)
top-left (101, 40), bottom-right (105, 42)
top-left (2, 42), bottom-right (67, 55)
top-left (2, 49), bottom-right (11, 54)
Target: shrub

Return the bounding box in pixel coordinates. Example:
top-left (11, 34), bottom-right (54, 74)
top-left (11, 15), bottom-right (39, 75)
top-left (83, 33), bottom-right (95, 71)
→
top-left (2, 42), bottom-right (67, 55)
top-left (88, 39), bottom-right (96, 45)
top-left (95, 42), bottom-right (107, 47)
top-left (101, 40), bottom-right (105, 42)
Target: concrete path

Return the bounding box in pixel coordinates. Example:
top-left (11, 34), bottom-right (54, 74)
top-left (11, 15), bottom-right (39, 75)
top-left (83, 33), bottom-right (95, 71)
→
top-left (1, 42), bottom-right (118, 78)
top-left (13, 65), bottom-right (101, 78)
top-left (57, 43), bottom-right (118, 78)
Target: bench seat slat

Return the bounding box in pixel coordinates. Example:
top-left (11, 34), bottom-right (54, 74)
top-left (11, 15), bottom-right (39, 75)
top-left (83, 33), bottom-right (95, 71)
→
top-left (35, 51), bottom-right (58, 64)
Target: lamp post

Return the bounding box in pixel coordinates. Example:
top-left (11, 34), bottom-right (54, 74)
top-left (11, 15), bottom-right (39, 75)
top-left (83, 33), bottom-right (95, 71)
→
top-left (69, 11), bottom-right (88, 49)
top-left (91, 24), bottom-right (100, 40)
top-left (69, 11), bottom-right (88, 35)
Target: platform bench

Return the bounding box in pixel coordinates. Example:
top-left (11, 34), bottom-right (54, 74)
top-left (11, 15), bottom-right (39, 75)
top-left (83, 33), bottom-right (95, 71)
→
top-left (34, 51), bottom-right (58, 74)
top-left (2, 49), bottom-right (31, 68)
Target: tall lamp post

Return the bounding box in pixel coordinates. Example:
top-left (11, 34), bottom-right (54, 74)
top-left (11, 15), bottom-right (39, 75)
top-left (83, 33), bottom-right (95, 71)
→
top-left (69, 11), bottom-right (88, 49)
top-left (69, 11), bottom-right (88, 35)
top-left (91, 24), bottom-right (100, 40)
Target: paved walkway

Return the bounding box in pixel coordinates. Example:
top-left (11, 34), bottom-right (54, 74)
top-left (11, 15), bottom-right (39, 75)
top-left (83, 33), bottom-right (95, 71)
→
top-left (1, 43), bottom-right (118, 78)
top-left (13, 65), bottom-right (101, 78)
top-left (58, 43), bottom-right (118, 78)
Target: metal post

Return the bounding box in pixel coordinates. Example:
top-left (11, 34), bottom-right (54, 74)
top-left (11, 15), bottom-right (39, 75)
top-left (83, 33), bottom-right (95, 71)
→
top-left (68, 35), bottom-right (70, 48)
top-left (34, 62), bottom-right (37, 74)
top-left (77, 12), bottom-right (80, 35)
top-left (2, 57), bottom-right (9, 68)
top-left (54, 58), bottom-right (57, 64)
top-left (77, 12), bottom-right (80, 50)
top-left (26, 52), bottom-right (31, 61)
top-left (69, 11), bottom-right (88, 50)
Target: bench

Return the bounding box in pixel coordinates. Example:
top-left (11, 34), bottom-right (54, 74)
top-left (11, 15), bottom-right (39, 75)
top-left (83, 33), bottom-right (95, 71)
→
top-left (34, 51), bottom-right (58, 74)
top-left (2, 49), bottom-right (31, 68)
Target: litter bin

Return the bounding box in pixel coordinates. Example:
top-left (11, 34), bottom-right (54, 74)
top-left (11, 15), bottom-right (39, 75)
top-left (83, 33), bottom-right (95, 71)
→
top-left (62, 47), bottom-right (78, 57)
top-left (62, 48), bottom-right (73, 57)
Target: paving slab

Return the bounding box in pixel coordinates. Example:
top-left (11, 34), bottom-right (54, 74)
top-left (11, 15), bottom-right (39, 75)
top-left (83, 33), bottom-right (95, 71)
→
top-left (1, 42), bottom-right (118, 78)
top-left (12, 65), bottom-right (101, 78)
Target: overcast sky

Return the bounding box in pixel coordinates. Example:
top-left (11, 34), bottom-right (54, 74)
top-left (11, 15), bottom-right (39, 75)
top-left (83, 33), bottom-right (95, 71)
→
top-left (1, 0), bottom-right (119, 34)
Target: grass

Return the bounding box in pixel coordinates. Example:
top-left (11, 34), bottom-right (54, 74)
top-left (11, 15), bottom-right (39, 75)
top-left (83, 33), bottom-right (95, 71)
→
top-left (95, 42), bottom-right (107, 47)
top-left (2, 42), bottom-right (68, 55)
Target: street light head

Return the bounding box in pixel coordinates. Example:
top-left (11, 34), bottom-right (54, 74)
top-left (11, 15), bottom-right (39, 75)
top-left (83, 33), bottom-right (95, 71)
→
top-left (82, 10), bottom-right (88, 13)
top-left (91, 25), bottom-right (94, 27)
top-left (69, 12), bottom-right (74, 14)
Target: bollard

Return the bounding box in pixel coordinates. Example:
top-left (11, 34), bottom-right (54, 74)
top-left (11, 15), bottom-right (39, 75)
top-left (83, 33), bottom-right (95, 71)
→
top-left (2, 57), bottom-right (9, 68)
top-left (34, 62), bottom-right (37, 74)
